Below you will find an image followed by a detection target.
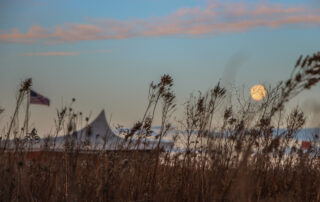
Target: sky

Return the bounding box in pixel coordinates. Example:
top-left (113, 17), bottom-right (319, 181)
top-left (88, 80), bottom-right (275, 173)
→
top-left (0, 0), bottom-right (320, 135)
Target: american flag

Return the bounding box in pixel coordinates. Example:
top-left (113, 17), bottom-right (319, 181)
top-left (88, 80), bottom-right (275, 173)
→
top-left (30, 90), bottom-right (50, 106)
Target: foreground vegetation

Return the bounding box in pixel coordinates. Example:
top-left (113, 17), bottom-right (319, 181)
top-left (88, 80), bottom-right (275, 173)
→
top-left (0, 53), bottom-right (320, 201)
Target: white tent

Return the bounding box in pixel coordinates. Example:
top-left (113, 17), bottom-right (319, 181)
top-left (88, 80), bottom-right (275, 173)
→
top-left (56, 110), bottom-right (174, 151)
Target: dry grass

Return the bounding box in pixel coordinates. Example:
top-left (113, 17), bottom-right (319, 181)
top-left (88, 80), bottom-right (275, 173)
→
top-left (0, 53), bottom-right (320, 201)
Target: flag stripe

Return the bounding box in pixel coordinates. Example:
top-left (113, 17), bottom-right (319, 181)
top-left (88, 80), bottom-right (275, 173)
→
top-left (30, 90), bottom-right (50, 106)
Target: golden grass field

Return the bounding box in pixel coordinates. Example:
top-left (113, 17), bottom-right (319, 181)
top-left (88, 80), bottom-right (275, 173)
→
top-left (0, 53), bottom-right (320, 201)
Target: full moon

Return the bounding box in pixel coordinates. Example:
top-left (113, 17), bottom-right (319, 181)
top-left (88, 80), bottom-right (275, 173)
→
top-left (250, 84), bottom-right (267, 101)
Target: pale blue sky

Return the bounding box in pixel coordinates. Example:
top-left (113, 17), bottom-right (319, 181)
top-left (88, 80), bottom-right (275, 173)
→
top-left (0, 0), bottom-right (319, 133)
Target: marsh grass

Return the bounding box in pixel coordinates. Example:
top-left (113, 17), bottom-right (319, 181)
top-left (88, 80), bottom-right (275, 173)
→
top-left (0, 53), bottom-right (320, 201)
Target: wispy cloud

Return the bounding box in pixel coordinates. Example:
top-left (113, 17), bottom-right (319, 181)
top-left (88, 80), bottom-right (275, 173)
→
top-left (1, 1), bottom-right (320, 44)
top-left (22, 51), bottom-right (79, 56)
top-left (20, 49), bottom-right (112, 56)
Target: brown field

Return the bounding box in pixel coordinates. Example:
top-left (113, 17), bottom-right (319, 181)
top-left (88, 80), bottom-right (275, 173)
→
top-left (0, 53), bottom-right (320, 201)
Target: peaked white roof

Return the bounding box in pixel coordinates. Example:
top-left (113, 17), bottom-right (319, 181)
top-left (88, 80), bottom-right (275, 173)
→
top-left (61, 110), bottom-right (174, 150)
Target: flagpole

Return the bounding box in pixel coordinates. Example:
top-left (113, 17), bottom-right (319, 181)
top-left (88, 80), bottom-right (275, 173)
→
top-left (25, 89), bottom-right (30, 137)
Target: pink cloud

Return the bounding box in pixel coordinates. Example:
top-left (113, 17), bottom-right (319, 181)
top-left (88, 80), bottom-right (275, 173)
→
top-left (22, 51), bottom-right (79, 56)
top-left (1, 1), bottom-right (319, 44)
top-left (0, 25), bottom-right (47, 43)
top-left (20, 49), bottom-right (112, 56)
top-left (252, 5), bottom-right (306, 15)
